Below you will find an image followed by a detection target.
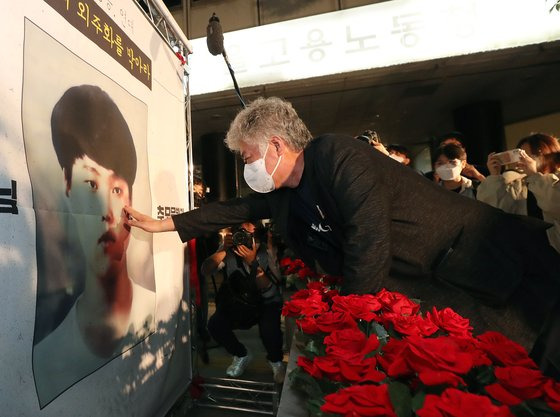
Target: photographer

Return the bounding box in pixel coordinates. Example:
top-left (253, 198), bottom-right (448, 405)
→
top-left (477, 133), bottom-right (560, 253)
top-left (355, 129), bottom-right (390, 155)
top-left (200, 222), bottom-right (284, 382)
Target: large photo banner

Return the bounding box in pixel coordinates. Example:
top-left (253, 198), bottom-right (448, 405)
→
top-left (0, 1), bottom-right (190, 415)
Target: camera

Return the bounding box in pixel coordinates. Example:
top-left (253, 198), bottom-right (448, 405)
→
top-left (356, 130), bottom-right (380, 146)
top-left (494, 149), bottom-right (521, 165)
top-left (232, 228), bottom-right (253, 249)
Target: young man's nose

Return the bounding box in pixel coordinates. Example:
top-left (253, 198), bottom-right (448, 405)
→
top-left (100, 191), bottom-right (115, 225)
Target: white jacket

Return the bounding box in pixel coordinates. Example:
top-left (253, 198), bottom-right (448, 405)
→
top-left (439, 176), bottom-right (477, 199)
top-left (477, 170), bottom-right (560, 253)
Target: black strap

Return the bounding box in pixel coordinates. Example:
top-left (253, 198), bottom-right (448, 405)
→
top-left (527, 190), bottom-right (544, 220)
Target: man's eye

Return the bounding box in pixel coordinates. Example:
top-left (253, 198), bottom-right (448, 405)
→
top-left (113, 187), bottom-right (122, 195)
top-left (85, 180), bottom-right (98, 190)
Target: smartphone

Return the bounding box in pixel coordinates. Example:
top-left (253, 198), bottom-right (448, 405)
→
top-left (494, 149), bottom-right (521, 165)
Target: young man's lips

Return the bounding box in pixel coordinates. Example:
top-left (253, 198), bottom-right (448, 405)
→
top-left (98, 230), bottom-right (117, 245)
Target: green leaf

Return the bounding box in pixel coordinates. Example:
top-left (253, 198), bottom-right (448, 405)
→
top-left (411, 391), bottom-right (426, 412)
top-left (388, 381), bottom-right (412, 417)
top-left (306, 339), bottom-right (326, 357)
top-left (289, 367), bottom-right (324, 399)
top-left (295, 278), bottom-right (308, 290)
top-left (517, 398), bottom-right (560, 417)
top-left (474, 365), bottom-right (496, 386)
top-left (317, 378), bottom-right (343, 395)
top-left (306, 398), bottom-right (325, 417)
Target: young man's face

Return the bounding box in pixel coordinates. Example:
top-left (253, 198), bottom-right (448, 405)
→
top-left (67, 155), bottom-right (131, 276)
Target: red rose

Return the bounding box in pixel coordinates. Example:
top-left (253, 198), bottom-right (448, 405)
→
top-left (485, 366), bottom-right (546, 405)
top-left (322, 289), bottom-right (340, 302)
top-left (378, 336), bottom-right (475, 386)
top-left (290, 288), bottom-right (320, 300)
top-left (322, 274), bottom-right (343, 286)
top-left (376, 288), bottom-right (420, 316)
top-left (296, 316), bottom-right (320, 334)
top-left (476, 331), bottom-right (537, 368)
top-left (377, 338), bottom-right (409, 376)
top-left (544, 379), bottom-right (560, 413)
top-left (427, 307), bottom-right (473, 337)
top-left (324, 327), bottom-right (380, 360)
top-left (297, 355), bottom-right (322, 379)
top-left (278, 257), bottom-right (293, 268)
top-left (314, 354), bottom-right (385, 383)
top-left (281, 258), bottom-right (305, 274)
top-left (321, 384), bottom-right (397, 417)
top-left (331, 294), bottom-right (382, 322)
top-left (315, 310), bottom-right (358, 333)
top-left (282, 290), bottom-right (329, 318)
top-left (279, 257), bottom-right (292, 268)
top-left (417, 370), bottom-right (466, 387)
top-left (417, 388), bottom-right (514, 417)
top-left (306, 281), bottom-right (326, 291)
top-left (452, 336), bottom-right (492, 367)
top-left (298, 266), bottom-right (320, 280)
top-left (380, 312), bottom-right (439, 337)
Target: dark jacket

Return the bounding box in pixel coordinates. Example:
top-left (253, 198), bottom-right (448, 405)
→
top-left (173, 135), bottom-right (555, 306)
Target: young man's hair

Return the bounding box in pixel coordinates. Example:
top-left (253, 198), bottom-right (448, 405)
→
top-left (225, 96), bottom-right (313, 153)
top-left (437, 132), bottom-right (466, 149)
top-left (432, 143), bottom-right (467, 165)
top-left (386, 144), bottom-right (411, 159)
top-left (51, 85), bottom-right (137, 191)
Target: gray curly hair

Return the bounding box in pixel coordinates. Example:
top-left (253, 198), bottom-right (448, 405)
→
top-left (225, 97), bottom-right (313, 154)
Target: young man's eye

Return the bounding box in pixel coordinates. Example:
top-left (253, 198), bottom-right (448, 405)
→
top-left (113, 187), bottom-right (122, 195)
top-left (85, 180), bottom-right (98, 190)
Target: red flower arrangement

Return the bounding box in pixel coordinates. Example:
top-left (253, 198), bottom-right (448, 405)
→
top-left (280, 256), bottom-right (343, 290)
top-left (281, 264), bottom-right (560, 417)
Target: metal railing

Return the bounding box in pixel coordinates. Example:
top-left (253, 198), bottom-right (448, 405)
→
top-left (196, 377), bottom-right (280, 416)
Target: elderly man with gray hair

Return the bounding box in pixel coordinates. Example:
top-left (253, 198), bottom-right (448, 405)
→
top-left (125, 96), bottom-right (560, 379)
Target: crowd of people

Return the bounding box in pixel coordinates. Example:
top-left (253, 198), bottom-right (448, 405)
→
top-left (361, 130), bottom-right (560, 254)
top-left (124, 96), bottom-right (560, 384)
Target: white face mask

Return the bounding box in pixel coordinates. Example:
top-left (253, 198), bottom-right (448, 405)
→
top-left (243, 144), bottom-right (282, 193)
top-left (389, 154), bottom-right (405, 164)
top-left (435, 163), bottom-right (463, 181)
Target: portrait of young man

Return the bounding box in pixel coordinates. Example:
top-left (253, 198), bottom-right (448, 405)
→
top-left (22, 22), bottom-right (155, 408)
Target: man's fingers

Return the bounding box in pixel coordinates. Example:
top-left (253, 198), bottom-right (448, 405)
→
top-left (124, 206), bottom-right (140, 220)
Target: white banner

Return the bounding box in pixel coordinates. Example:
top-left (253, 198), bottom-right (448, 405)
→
top-left (189, 0), bottom-right (560, 95)
top-left (0, 0), bottom-right (190, 415)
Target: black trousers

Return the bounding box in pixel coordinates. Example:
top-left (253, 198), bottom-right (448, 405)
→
top-left (208, 300), bottom-right (284, 363)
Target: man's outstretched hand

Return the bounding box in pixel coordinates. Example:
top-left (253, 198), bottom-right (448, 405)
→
top-left (124, 206), bottom-right (176, 233)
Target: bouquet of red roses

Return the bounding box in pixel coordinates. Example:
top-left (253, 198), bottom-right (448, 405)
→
top-left (279, 257), bottom-right (342, 290)
top-left (283, 280), bottom-right (560, 417)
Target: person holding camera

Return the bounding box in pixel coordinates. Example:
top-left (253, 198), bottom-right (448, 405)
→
top-left (477, 133), bottom-right (560, 252)
top-left (200, 221), bottom-right (285, 383)
top-left (355, 129), bottom-right (390, 155)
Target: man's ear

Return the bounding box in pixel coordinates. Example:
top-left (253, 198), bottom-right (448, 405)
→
top-left (269, 136), bottom-right (287, 156)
